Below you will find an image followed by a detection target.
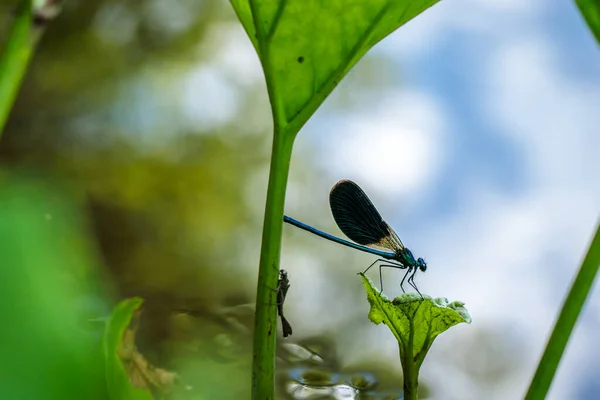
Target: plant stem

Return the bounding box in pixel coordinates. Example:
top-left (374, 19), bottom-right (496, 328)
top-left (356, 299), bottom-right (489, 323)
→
top-left (251, 129), bottom-right (295, 400)
top-left (524, 221), bottom-right (600, 400)
top-left (401, 320), bottom-right (419, 400)
top-left (0, 0), bottom-right (34, 136)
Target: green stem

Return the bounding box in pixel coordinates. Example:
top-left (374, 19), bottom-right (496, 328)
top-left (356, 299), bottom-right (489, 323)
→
top-left (251, 130), bottom-right (295, 400)
top-left (0, 0), bottom-right (34, 136)
top-left (401, 319), bottom-right (419, 400)
top-left (524, 221), bottom-right (600, 400)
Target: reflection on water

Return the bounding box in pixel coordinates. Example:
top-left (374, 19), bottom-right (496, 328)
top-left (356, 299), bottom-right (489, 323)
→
top-left (153, 300), bottom-right (430, 399)
top-left (279, 346), bottom-right (405, 400)
top-left (281, 343), bottom-right (325, 364)
top-left (284, 365), bottom-right (381, 399)
top-left (215, 304), bottom-right (423, 399)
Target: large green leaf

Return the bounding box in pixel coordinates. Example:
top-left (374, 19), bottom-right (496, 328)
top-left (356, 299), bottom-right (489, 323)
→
top-left (230, 0), bottom-right (440, 135)
top-left (575, 0), bottom-right (600, 45)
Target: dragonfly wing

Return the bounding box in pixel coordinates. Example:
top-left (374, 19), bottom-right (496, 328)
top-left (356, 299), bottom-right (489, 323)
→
top-left (329, 180), bottom-right (404, 251)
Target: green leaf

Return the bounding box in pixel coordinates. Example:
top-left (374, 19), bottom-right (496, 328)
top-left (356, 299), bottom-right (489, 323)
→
top-left (575, 0), bottom-right (600, 45)
top-left (361, 273), bottom-right (471, 362)
top-left (230, 0), bottom-right (440, 136)
top-left (361, 274), bottom-right (470, 399)
top-left (103, 298), bottom-right (154, 400)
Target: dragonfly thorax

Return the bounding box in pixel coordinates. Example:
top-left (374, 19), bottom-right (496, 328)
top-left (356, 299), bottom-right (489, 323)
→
top-left (393, 248), bottom-right (414, 265)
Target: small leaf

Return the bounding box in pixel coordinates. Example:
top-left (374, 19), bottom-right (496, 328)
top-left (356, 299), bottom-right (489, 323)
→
top-left (103, 298), bottom-right (154, 400)
top-left (360, 273), bottom-right (471, 363)
top-left (230, 0), bottom-right (440, 135)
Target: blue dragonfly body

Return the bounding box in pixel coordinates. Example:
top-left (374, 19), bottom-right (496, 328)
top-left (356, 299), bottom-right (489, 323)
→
top-left (284, 180), bottom-right (427, 295)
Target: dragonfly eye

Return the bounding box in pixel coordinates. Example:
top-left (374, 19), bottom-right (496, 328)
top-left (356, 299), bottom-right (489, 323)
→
top-left (418, 258), bottom-right (427, 272)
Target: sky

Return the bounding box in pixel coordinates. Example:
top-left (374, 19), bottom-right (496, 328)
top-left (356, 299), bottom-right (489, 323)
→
top-left (174, 0), bottom-right (600, 398)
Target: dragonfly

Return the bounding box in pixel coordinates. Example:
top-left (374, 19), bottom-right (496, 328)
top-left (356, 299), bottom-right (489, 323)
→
top-left (283, 179), bottom-right (427, 296)
top-left (277, 269), bottom-right (293, 337)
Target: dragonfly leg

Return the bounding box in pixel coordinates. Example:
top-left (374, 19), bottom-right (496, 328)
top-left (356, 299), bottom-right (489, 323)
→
top-left (377, 263), bottom-right (406, 294)
top-left (362, 259), bottom-right (392, 274)
top-left (407, 269), bottom-right (423, 299)
top-left (265, 282), bottom-right (279, 293)
top-left (400, 267), bottom-right (413, 293)
top-left (266, 269), bottom-right (288, 293)
top-left (263, 263), bottom-right (285, 292)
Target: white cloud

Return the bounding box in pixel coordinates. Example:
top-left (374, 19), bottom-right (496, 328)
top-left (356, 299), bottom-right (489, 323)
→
top-left (418, 186), bottom-right (597, 397)
top-left (180, 66), bottom-right (240, 129)
top-left (375, 0), bottom-right (547, 59)
top-left (486, 36), bottom-right (600, 188)
top-left (205, 22), bottom-right (265, 87)
top-left (326, 90), bottom-right (448, 198)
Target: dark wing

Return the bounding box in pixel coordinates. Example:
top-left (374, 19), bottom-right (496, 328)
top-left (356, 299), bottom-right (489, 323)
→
top-left (329, 180), bottom-right (404, 251)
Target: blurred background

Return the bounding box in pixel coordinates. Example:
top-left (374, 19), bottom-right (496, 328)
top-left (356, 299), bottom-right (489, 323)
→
top-left (0, 0), bottom-right (599, 399)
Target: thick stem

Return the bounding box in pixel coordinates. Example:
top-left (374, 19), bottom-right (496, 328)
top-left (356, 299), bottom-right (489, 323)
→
top-left (402, 319), bottom-right (419, 400)
top-left (0, 0), bottom-right (34, 136)
top-left (251, 131), bottom-right (295, 400)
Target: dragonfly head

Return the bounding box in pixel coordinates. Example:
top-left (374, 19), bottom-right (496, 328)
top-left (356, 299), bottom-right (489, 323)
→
top-left (417, 257), bottom-right (427, 272)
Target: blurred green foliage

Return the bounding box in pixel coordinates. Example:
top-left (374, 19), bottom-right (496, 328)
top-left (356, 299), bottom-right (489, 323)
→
top-left (1, 0), bottom-right (269, 309)
top-left (1, 1), bottom-right (265, 397)
top-left (0, 173), bottom-right (107, 399)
